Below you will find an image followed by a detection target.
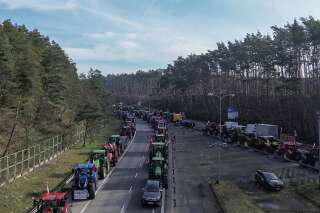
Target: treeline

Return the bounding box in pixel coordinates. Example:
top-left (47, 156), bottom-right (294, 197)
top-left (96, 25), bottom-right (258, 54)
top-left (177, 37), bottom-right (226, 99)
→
top-left (106, 16), bottom-right (320, 143)
top-left (0, 20), bottom-right (114, 155)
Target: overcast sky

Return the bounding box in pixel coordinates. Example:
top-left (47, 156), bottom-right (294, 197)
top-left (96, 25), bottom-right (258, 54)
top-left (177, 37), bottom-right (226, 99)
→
top-left (0, 0), bottom-right (319, 75)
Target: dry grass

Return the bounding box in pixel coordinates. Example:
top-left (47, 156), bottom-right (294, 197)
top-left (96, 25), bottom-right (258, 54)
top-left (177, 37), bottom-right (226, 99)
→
top-left (211, 181), bottom-right (264, 213)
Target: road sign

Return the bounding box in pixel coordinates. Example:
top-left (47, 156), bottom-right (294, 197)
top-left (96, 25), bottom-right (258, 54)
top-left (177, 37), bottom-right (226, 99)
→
top-left (227, 107), bottom-right (239, 120)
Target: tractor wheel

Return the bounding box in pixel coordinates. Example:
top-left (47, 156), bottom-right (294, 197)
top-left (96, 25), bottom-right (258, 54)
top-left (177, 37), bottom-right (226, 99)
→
top-left (107, 161), bottom-right (111, 173)
top-left (88, 183), bottom-right (95, 199)
top-left (99, 166), bottom-right (106, 179)
top-left (71, 190), bottom-right (75, 200)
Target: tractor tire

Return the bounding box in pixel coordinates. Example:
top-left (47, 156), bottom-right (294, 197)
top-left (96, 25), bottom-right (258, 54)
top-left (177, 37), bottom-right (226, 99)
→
top-left (71, 190), bottom-right (75, 200)
top-left (99, 166), bottom-right (106, 179)
top-left (107, 161), bottom-right (111, 173)
top-left (88, 183), bottom-right (96, 199)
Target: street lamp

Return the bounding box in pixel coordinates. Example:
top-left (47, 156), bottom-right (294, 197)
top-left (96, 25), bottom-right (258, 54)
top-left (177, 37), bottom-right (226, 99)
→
top-left (208, 92), bottom-right (235, 184)
top-left (317, 111), bottom-right (320, 189)
top-left (208, 92), bottom-right (235, 140)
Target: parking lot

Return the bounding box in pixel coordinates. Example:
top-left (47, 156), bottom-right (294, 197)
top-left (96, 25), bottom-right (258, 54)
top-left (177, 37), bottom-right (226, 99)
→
top-left (168, 125), bottom-right (320, 213)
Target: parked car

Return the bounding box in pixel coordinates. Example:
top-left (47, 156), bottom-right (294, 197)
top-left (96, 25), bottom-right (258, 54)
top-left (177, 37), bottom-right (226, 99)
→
top-left (180, 119), bottom-right (195, 128)
top-left (255, 170), bottom-right (284, 191)
top-left (141, 180), bottom-right (162, 206)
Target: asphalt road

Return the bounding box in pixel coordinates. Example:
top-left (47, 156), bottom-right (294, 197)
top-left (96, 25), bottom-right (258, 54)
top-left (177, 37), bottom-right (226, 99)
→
top-left (165, 124), bottom-right (219, 213)
top-left (71, 120), bottom-right (161, 213)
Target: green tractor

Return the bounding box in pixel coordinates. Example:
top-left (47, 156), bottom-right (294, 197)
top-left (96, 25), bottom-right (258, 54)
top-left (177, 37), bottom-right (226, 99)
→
top-left (149, 141), bottom-right (167, 162)
top-left (90, 149), bottom-right (109, 179)
top-left (149, 151), bottom-right (168, 188)
top-left (155, 134), bottom-right (166, 143)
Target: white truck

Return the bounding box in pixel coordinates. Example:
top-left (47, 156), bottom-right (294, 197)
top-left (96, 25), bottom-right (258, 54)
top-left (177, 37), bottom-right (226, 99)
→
top-left (245, 124), bottom-right (278, 139)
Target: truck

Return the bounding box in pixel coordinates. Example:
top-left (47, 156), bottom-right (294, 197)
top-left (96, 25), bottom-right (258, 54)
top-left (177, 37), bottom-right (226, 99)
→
top-left (172, 113), bottom-right (183, 123)
top-left (245, 124), bottom-right (278, 139)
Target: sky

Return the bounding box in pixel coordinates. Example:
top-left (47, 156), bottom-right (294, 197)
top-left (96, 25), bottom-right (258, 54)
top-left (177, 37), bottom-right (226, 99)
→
top-left (0, 0), bottom-right (320, 75)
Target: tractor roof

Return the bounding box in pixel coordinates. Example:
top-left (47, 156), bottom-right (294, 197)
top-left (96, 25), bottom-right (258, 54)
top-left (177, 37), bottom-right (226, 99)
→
top-left (152, 142), bottom-right (165, 146)
top-left (152, 156), bottom-right (165, 161)
top-left (92, 149), bottom-right (105, 154)
top-left (39, 192), bottom-right (66, 201)
top-left (75, 163), bottom-right (95, 169)
top-left (111, 135), bottom-right (120, 138)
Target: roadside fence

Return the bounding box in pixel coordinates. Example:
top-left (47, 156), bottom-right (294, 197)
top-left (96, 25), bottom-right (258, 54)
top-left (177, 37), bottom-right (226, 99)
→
top-left (0, 122), bottom-right (86, 187)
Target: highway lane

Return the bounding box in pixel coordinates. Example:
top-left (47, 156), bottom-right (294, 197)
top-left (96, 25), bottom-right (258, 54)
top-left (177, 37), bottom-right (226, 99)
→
top-left (71, 120), bottom-right (161, 213)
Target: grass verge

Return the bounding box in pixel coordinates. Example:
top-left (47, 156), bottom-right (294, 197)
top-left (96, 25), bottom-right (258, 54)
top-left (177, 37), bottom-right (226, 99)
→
top-left (0, 117), bottom-right (120, 213)
top-left (211, 181), bottom-right (264, 213)
top-left (295, 184), bottom-right (320, 208)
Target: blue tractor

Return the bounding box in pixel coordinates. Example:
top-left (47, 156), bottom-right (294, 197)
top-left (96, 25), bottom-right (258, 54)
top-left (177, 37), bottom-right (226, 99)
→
top-left (72, 163), bottom-right (97, 200)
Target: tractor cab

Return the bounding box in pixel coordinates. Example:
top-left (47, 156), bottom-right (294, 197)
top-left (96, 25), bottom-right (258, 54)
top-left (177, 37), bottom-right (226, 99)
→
top-left (72, 163), bottom-right (97, 200)
top-left (258, 136), bottom-right (280, 153)
top-left (149, 142), bottom-right (167, 160)
top-left (121, 125), bottom-right (134, 138)
top-left (155, 134), bottom-right (166, 143)
top-left (150, 153), bottom-right (165, 178)
top-left (74, 163), bottom-right (97, 181)
top-left (297, 145), bottom-right (319, 166)
top-left (277, 141), bottom-right (301, 160)
top-left (33, 192), bottom-right (71, 213)
top-left (109, 135), bottom-right (120, 145)
top-left (90, 150), bottom-right (109, 179)
top-left (103, 143), bottom-right (118, 166)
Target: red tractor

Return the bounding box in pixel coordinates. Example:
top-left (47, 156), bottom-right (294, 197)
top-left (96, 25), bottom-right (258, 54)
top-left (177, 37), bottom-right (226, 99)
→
top-left (296, 144), bottom-right (319, 166)
top-left (103, 143), bottom-right (118, 166)
top-left (277, 141), bottom-right (302, 161)
top-left (32, 192), bottom-right (72, 213)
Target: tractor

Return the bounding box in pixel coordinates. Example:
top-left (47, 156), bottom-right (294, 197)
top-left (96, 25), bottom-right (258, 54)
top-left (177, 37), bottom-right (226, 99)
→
top-left (296, 145), bottom-right (319, 166)
top-left (149, 152), bottom-right (168, 189)
top-left (103, 143), bottom-right (118, 166)
top-left (277, 141), bottom-right (302, 161)
top-left (154, 133), bottom-right (167, 143)
top-left (257, 136), bottom-right (280, 153)
top-left (149, 141), bottom-right (168, 162)
top-left (109, 135), bottom-right (122, 155)
top-left (121, 125), bottom-right (134, 139)
top-left (72, 163), bottom-right (97, 200)
top-left (204, 121), bottom-right (218, 136)
top-left (90, 149), bottom-right (109, 179)
top-left (32, 192), bottom-right (72, 213)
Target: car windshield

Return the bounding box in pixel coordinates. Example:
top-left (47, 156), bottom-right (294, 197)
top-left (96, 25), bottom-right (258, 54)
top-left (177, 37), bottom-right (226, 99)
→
top-left (146, 182), bottom-right (159, 192)
top-left (264, 172), bottom-right (278, 180)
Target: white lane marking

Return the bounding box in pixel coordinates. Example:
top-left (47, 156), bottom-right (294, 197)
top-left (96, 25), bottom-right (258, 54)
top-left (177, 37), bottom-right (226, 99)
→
top-left (161, 188), bottom-right (166, 213)
top-left (152, 209), bottom-right (155, 213)
top-left (79, 131), bottom-right (137, 213)
top-left (139, 156), bottom-right (145, 168)
top-left (120, 204), bottom-right (125, 213)
top-left (134, 173), bottom-right (138, 178)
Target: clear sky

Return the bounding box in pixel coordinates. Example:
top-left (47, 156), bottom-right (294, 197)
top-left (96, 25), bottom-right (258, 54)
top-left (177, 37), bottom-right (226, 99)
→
top-left (0, 0), bottom-right (319, 75)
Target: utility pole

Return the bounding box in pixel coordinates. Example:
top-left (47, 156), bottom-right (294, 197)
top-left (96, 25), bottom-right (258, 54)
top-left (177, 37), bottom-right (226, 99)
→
top-left (317, 111), bottom-right (320, 189)
top-left (208, 92), bottom-right (235, 184)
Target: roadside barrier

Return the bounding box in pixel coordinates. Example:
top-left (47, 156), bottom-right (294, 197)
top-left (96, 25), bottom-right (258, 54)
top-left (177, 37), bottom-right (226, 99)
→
top-left (0, 122), bottom-right (85, 187)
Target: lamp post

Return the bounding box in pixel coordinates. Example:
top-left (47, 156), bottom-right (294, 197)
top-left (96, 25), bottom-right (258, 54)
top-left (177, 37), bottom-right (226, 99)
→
top-left (208, 92), bottom-right (235, 184)
top-left (208, 92), bottom-right (235, 141)
top-left (317, 111), bottom-right (320, 189)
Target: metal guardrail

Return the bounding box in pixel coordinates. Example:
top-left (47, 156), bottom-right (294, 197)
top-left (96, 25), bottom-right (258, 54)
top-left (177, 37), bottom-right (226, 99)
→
top-left (0, 122), bottom-right (85, 187)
